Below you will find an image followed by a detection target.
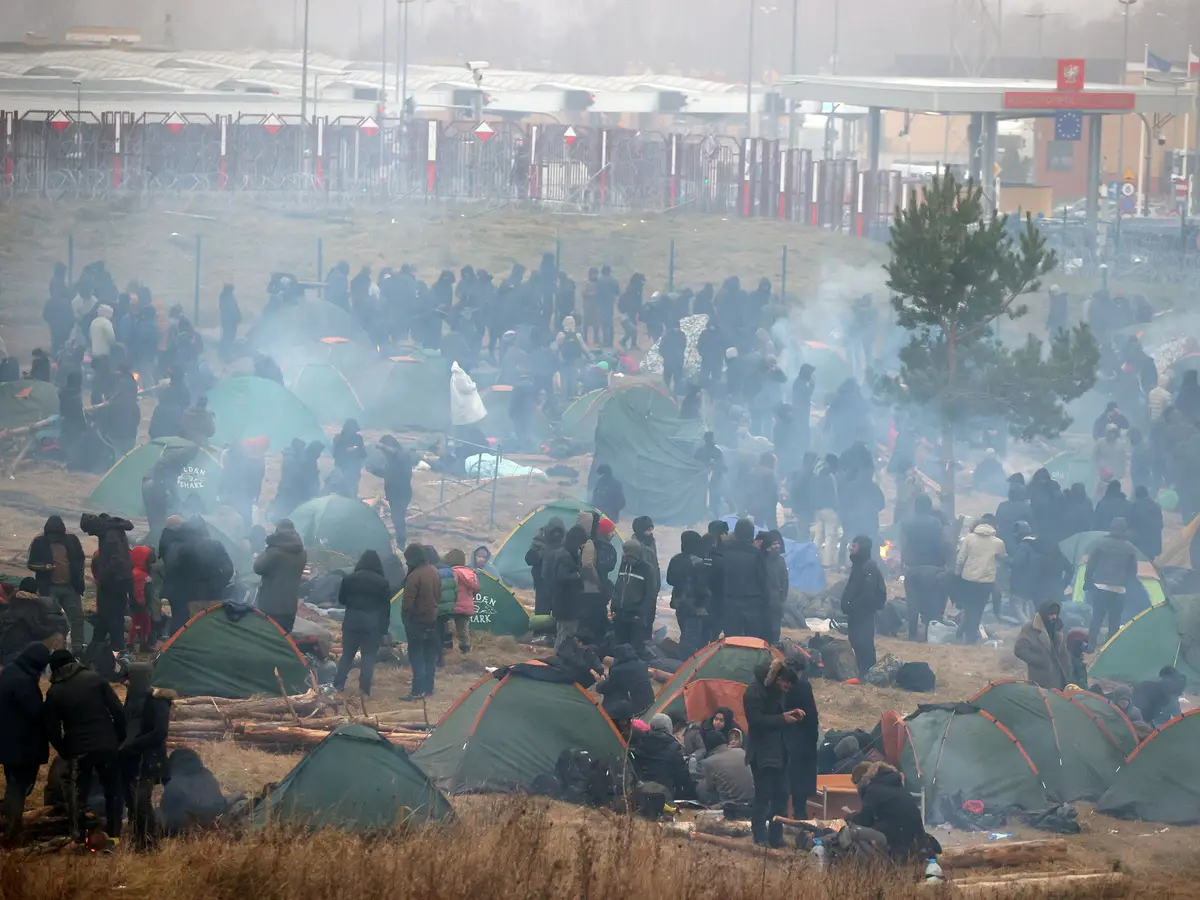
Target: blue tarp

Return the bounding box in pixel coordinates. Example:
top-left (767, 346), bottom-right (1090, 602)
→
top-left (718, 516), bottom-right (827, 594)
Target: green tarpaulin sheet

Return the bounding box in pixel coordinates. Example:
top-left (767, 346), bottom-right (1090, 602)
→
top-left (289, 495), bottom-right (394, 561)
top-left (591, 390), bottom-right (709, 526)
top-left (206, 376), bottom-right (325, 448)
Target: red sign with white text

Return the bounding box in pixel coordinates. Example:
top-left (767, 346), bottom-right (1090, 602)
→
top-left (1057, 59), bottom-right (1086, 91)
top-left (1004, 91), bottom-right (1135, 111)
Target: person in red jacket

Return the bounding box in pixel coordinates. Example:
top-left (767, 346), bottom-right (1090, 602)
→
top-left (128, 546), bottom-right (157, 652)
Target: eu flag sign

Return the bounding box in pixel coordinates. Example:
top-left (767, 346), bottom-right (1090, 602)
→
top-left (1054, 110), bottom-right (1083, 141)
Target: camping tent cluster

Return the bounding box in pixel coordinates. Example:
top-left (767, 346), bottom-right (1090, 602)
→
top-left (489, 499), bottom-right (625, 589)
top-left (644, 636), bottom-right (784, 723)
top-left (389, 571), bottom-right (530, 642)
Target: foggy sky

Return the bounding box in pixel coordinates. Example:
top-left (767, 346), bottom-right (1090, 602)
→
top-left (6, 0), bottom-right (1199, 80)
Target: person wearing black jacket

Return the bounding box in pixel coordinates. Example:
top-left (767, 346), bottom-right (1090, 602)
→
top-left (527, 517), bottom-right (566, 617)
top-left (723, 518), bottom-right (768, 639)
top-left (590, 465), bottom-right (626, 524)
top-left (81, 513), bottom-right (135, 653)
top-left (847, 764), bottom-right (928, 861)
top-left (762, 530), bottom-right (789, 646)
top-left (841, 536), bottom-right (887, 676)
top-left (743, 659), bottom-right (801, 847)
top-left (899, 495), bottom-right (947, 642)
top-left (333, 550), bottom-right (392, 697)
top-left (0, 643), bottom-right (51, 844)
top-left (28, 515), bottom-right (87, 652)
top-left (702, 521), bottom-right (729, 643)
top-left (0, 578), bottom-right (67, 664)
top-left (629, 714), bottom-right (695, 803)
top-left (782, 657), bottom-right (820, 821)
top-left (667, 531), bottom-right (711, 659)
top-left (1129, 486), bottom-right (1164, 561)
top-left (611, 528), bottom-right (661, 653)
top-left (43, 649), bottom-right (126, 843)
top-left (120, 662), bottom-right (174, 849)
top-left (596, 643), bottom-right (654, 718)
top-left (550, 525), bottom-right (587, 650)
top-left (375, 436), bottom-right (415, 546)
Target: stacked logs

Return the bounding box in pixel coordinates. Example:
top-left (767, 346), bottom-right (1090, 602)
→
top-left (168, 691), bottom-right (432, 752)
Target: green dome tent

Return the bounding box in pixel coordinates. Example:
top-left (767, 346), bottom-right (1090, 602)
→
top-left (0, 380), bottom-right (59, 430)
top-left (1062, 689), bottom-right (1140, 757)
top-left (412, 666), bottom-right (626, 793)
top-left (206, 376), bottom-right (325, 448)
top-left (968, 681), bottom-right (1126, 802)
top-left (591, 389), bottom-right (709, 525)
top-left (478, 385), bottom-right (552, 443)
top-left (489, 500), bottom-right (622, 590)
top-left (1059, 531), bottom-right (1151, 569)
top-left (87, 438), bottom-right (221, 518)
top-left (249, 724), bottom-right (453, 831)
top-left (363, 356), bottom-right (452, 433)
top-left (389, 570), bottom-right (530, 642)
top-left (250, 299), bottom-right (369, 348)
top-left (1096, 710), bottom-right (1200, 824)
top-left (896, 705), bottom-right (1048, 824)
top-left (153, 603), bottom-right (311, 699)
top-left (310, 336), bottom-right (381, 381)
top-left (290, 495), bottom-right (394, 561)
top-left (288, 363), bottom-right (365, 425)
top-left (1088, 598), bottom-right (1200, 689)
top-left (645, 637), bottom-right (784, 720)
top-left (1045, 450), bottom-right (1096, 489)
top-left (559, 384), bottom-right (677, 445)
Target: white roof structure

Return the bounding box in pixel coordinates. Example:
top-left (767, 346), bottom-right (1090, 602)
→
top-left (779, 74), bottom-right (1195, 117)
top-left (0, 48), bottom-right (765, 118)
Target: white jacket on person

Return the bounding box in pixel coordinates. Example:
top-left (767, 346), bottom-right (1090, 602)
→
top-left (956, 522), bottom-right (1006, 584)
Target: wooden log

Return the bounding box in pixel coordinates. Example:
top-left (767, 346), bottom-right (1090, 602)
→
top-left (939, 839), bottom-right (1068, 871)
top-left (689, 832), bottom-right (793, 861)
top-left (952, 873), bottom-right (1129, 895)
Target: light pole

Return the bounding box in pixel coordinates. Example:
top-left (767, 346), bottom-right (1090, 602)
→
top-left (396, 0), bottom-right (415, 115)
top-left (300, 0), bottom-right (311, 122)
top-left (789, 0), bottom-right (799, 148)
top-left (832, 0), bottom-right (841, 74)
top-left (1117, 0), bottom-right (1137, 237)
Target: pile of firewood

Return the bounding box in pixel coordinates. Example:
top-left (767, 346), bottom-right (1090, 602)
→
top-left (168, 691), bottom-right (432, 752)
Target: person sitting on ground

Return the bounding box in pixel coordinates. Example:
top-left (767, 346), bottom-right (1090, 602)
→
top-left (843, 762), bottom-right (931, 862)
top-left (697, 729), bottom-right (755, 807)
top-left (1107, 684), bottom-right (1150, 737)
top-left (159, 748), bottom-right (231, 835)
top-left (596, 643), bottom-right (654, 719)
top-left (681, 705), bottom-right (738, 761)
top-left (1013, 601), bottom-right (1072, 690)
top-left (629, 713), bottom-right (696, 804)
top-left (1131, 666), bottom-right (1186, 729)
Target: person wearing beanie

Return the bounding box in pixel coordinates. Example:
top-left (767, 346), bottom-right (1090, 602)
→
top-left (628, 708), bottom-right (695, 803)
top-left (1083, 516), bottom-right (1139, 648)
top-left (723, 518), bottom-right (768, 639)
top-left (702, 520), bottom-right (730, 643)
top-left (667, 530), bottom-right (711, 659)
top-left (44, 649), bottom-right (126, 843)
top-left (0, 642), bottom-right (52, 843)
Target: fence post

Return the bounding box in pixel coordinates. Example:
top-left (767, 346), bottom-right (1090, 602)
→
top-left (781, 245), bottom-right (788, 300)
top-left (67, 234), bottom-right (74, 284)
top-left (667, 238), bottom-right (675, 292)
top-left (317, 237), bottom-right (324, 282)
top-left (489, 452), bottom-right (500, 530)
top-left (193, 234), bottom-right (202, 325)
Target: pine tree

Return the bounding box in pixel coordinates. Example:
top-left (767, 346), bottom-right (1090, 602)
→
top-left (881, 168), bottom-right (1100, 520)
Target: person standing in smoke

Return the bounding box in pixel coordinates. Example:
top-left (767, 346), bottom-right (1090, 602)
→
top-left (331, 420), bottom-right (367, 499)
top-left (374, 436), bottom-right (415, 547)
top-left (218, 284), bottom-right (240, 361)
top-left (660, 319), bottom-right (687, 395)
top-left (841, 535), bottom-right (886, 676)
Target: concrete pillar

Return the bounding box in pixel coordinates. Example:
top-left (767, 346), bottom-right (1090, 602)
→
top-left (967, 113), bottom-right (983, 182)
top-left (980, 112), bottom-right (998, 213)
top-left (867, 107), bottom-right (882, 173)
top-left (1086, 114), bottom-right (1103, 239)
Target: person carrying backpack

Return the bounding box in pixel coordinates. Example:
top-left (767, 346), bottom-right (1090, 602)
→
top-left (841, 535), bottom-right (887, 676)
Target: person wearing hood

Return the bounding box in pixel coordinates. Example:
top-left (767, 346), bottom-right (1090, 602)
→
top-left (0, 577), bottom-right (67, 665)
top-left (549, 524), bottom-right (587, 650)
top-left (0, 642), bottom-right (51, 844)
top-left (994, 482), bottom-right (1031, 554)
top-left (743, 659), bottom-right (802, 847)
top-left (84, 513), bottom-right (135, 653)
top-left (333, 550), bottom-right (392, 697)
top-left (721, 517), bottom-right (767, 639)
top-left (1129, 485), bottom-right (1163, 560)
top-left (612, 517), bottom-right (661, 653)
top-left (1084, 517), bottom-right (1139, 648)
top-left (450, 361), bottom-right (487, 431)
top-left (954, 519), bottom-right (1006, 644)
top-left (331, 419), bottom-right (367, 499)
top-left (556, 315), bottom-right (587, 395)
top-left (127, 545), bottom-right (158, 653)
top-left (1062, 482), bottom-right (1094, 538)
top-left (89, 303), bottom-right (116, 361)
top-left (1008, 522), bottom-right (1072, 619)
top-left (160, 516), bottom-right (232, 633)
top-left (900, 494), bottom-right (948, 642)
top-left (219, 439), bottom-right (267, 535)
top-left (253, 520), bottom-right (307, 634)
top-left (27, 515), bottom-right (86, 652)
top-left (1013, 601), bottom-right (1072, 689)
top-left (845, 763), bottom-right (928, 861)
top-left (667, 530), bottom-right (711, 660)
top-left (841, 536), bottom-right (887, 674)
top-left (43, 649), bottom-right (126, 843)
top-left (597, 644), bottom-right (654, 718)
top-left (159, 748), bottom-right (229, 836)
top-left (401, 543), bottom-right (442, 700)
top-left (1093, 478), bottom-right (1133, 532)
top-left (442, 548), bottom-right (479, 655)
top-left (743, 452), bottom-right (780, 531)
top-left (1092, 401), bottom-right (1131, 440)
top-left (374, 436), bottom-right (415, 546)
top-left (527, 517), bottom-right (566, 617)
top-left (629, 713), bottom-right (694, 803)
top-left (180, 395), bottom-right (216, 448)
top-left (119, 661), bottom-right (175, 848)
top-left (1131, 666), bottom-right (1186, 729)
top-left (762, 530), bottom-right (789, 646)
top-left (590, 464), bottom-right (626, 524)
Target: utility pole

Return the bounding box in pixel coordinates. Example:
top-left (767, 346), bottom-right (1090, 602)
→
top-left (300, 0), bottom-right (311, 122)
top-left (747, 0), bottom-right (755, 137)
top-left (789, 0), bottom-right (799, 148)
top-left (832, 0), bottom-right (841, 74)
top-left (1117, 0), bottom-right (1137, 240)
top-left (397, 0), bottom-right (412, 115)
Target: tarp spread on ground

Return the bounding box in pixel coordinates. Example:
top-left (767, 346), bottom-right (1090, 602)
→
top-left (249, 724), bottom-right (453, 831)
top-left (87, 437), bottom-right (221, 518)
top-left (489, 500), bottom-right (623, 590)
top-left (592, 390), bottom-right (709, 525)
top-left (411, 666), bottom-right (626, 793)
top-left (1087, 596), bottom-right (1200, 690)
top-left (288, 363), bottom-right (365, 425)
top-left (206, 376), bottom-right (325, 448)
top-left (363, 356), bottom-right (452, 433)
top-left (0, 380), bottom-right (59, 431)
top-left (559, 384), bottom-right (678, 445)
top-left (153, 602), bottom-right (311, 699)
top-left (289, 495), bottom-right (394, 561)
top-left (968, 681), bottom-right (1126, 802)
top-left (1096, 710), bottom-right (1200, 824)
top-left (464, 454), bottom-right (547, 481)
top-left (389, 570), bottom-right (530, 642)
top-left (718, 515), bottom-right (826, 594)
top-left (645, 637), bottom-right (784, 720)
top-left (895, 704), bottom-right (1047, 824)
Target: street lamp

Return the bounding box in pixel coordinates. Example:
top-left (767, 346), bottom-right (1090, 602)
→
top-left (832, 0), bottom-right (841, 74)
top-left (396, 0), bottom-right (417, 116)
top-left (1117, 0), bottom-right (1137, 235)
top-left (747, 0), bottom-right (755, 136)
